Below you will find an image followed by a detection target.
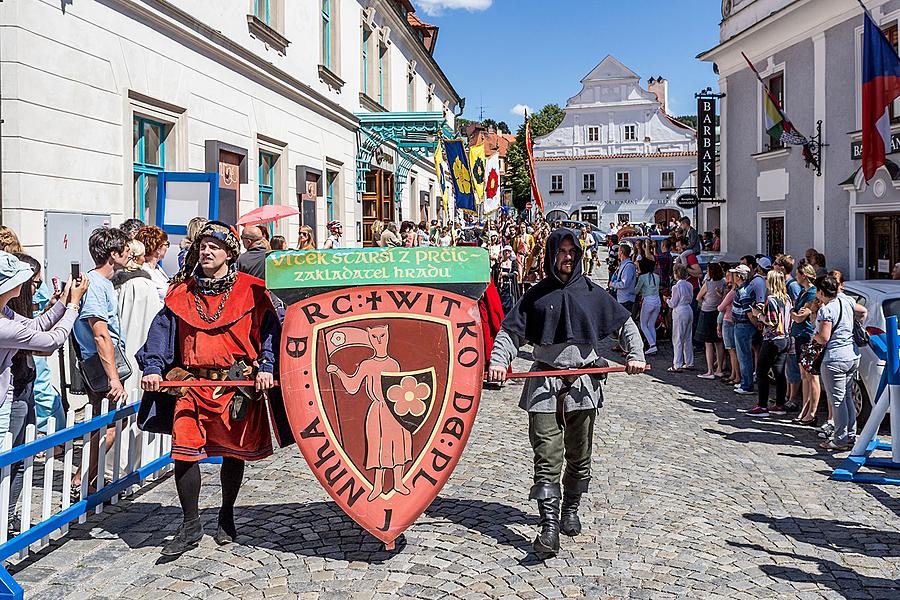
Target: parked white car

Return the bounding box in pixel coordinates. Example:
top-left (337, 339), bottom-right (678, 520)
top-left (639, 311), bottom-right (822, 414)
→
top-left (841, 280), bottom-right (900, 429)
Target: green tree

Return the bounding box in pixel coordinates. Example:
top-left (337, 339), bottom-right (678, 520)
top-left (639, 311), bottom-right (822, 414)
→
top-left (507, 104), bottom-right (565, 204)
top-left (496, 121), bottom-right (511, 134)
top-left (674, 115), bottom-right (697, 129)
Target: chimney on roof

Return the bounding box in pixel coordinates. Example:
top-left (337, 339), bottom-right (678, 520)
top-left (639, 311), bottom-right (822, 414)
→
top-left (648, 76), bottom-right (668, 114)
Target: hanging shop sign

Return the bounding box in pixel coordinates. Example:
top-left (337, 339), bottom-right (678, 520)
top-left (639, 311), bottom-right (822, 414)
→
top-left (851, 134), bottom-right (900, 160)
top-left (267, 247), bottom-right (490, 549)
top-left (697, 98), bottom-right (717, 199)
top-left (676, 193), bottom-right (699, 209)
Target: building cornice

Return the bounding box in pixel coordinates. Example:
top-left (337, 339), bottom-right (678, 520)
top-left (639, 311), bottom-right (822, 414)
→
top-left (698, 0), bottom-right (881, 75)
top-left (109, 0), bottom-right (359, 131)
top-left (535, 151), bottom-right (697, 163)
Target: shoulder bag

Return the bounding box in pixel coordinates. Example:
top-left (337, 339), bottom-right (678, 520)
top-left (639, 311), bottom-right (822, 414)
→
top-left (78, 343), bottom-right (134, 395)
top-left (841, 298), bottom-right (870, 348)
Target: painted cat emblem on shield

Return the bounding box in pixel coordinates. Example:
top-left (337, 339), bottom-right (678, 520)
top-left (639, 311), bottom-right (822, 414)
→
top-left (268, 247), bottom-right (489, 549)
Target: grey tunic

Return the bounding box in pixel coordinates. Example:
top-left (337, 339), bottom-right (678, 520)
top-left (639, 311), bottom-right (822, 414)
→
top-left (489, 318), bottom-right (645, 413)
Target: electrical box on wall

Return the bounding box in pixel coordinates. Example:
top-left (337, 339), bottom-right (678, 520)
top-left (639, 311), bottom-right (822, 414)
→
top-left (44, 212), bottom-right (112, 284)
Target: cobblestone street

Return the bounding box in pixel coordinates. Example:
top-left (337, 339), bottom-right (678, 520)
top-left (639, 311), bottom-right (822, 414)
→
top-left (10, 322), bottom-right (900, 600)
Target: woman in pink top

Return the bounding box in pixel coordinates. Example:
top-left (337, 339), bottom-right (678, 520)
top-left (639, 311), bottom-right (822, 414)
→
top-left (718, 270), bottom-right (739, 386)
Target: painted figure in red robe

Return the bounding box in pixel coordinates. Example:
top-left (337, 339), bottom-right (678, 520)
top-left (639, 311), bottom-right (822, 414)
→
top-left (327, 325), bottom-right (413, 500)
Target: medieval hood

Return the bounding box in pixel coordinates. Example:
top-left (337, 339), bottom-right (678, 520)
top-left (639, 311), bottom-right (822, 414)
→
top-left (501, 228), bottom-right (631, 346)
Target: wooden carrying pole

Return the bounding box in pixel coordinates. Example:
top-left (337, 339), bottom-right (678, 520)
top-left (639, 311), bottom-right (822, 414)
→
top-left (154, 365), bottom-right (649, 388)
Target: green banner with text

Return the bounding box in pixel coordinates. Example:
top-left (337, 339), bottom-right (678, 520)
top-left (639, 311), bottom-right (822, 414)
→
top-left (266, 247), bottom-right (490, 289)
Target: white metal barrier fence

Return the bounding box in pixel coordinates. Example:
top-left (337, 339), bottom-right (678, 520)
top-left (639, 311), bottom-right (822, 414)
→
top-left (0, 389), bottom-right (175, 599)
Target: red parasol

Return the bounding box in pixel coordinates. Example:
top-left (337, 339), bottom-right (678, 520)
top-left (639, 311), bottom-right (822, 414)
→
top-left (237, 204), bottom-right (299, 226)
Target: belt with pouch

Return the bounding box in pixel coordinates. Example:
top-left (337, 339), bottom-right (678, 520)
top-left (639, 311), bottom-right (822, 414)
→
top-left (163, 361), bottom-right (258, 421)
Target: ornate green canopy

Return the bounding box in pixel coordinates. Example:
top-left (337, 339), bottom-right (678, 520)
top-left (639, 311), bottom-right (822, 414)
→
top-left (355, 112), bottom-right (453, 205)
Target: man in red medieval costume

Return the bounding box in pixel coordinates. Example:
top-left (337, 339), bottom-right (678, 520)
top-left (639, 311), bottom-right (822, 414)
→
top-left (137, 221), bottom-right (292, 556)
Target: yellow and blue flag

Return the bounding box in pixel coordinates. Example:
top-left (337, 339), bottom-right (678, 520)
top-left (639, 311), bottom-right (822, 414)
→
top-left (469, 144), bottom-right (486, 204)
top-left (433, 139), bottom-right (450, 213)
top-left (444, 140), bottom-right (475, 211)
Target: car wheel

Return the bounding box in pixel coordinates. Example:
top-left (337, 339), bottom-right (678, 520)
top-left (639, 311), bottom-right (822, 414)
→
top-left (850, 375), bottom-right (872, 434)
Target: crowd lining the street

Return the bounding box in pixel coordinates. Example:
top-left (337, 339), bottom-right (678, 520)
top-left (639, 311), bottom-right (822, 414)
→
top-left (0, 210), bottom-right (868, 536)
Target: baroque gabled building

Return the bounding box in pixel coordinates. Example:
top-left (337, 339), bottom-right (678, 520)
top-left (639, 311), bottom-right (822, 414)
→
top-left (533, 56), bottom-right (697, 227)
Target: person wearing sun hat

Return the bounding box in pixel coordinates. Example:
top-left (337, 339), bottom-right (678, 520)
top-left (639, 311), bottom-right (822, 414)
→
top-left (0, 251), bottom-right (88, 417)
top-left (137, 220), bottom-right (293, 557)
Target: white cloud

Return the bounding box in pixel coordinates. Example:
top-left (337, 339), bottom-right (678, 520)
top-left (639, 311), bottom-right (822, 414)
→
top-left (510, 104), bottom-right (532, 118)
top-left (416, 0), bottom-right (492, 16)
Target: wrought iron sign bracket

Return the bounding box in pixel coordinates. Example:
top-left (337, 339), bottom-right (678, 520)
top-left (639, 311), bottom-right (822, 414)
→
top-left (807, 120), bottom-right (828, 177)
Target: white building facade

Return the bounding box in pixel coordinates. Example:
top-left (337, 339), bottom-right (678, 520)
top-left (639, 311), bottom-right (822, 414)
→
top-left (0, 0), bottom-right (460, 275)
top-left (533, 56), bottom-right (696, 228)
top-left (700, 0), bottom-right (900, 278)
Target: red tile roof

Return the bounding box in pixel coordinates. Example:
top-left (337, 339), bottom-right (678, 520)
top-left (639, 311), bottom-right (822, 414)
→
top-left (406, 11), bottom-right (439, 53)
top-left (535, 151), bottom-right (697, 161)
top-left (469, 130), bottom-right (517, 158)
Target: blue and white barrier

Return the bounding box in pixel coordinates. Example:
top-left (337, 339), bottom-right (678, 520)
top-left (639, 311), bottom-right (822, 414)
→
top-left (0, 390), bottom-right (174, 599)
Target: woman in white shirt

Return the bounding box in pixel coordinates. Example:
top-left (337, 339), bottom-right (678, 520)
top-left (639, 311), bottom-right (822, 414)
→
top-left (667, 264), bottom-right (694, 372)
top-left (134, 225), bottom-right (170, 302)
top-left (634, 258), bottom-right (661, 355)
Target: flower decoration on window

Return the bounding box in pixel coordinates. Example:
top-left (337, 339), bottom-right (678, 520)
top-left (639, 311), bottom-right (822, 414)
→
top-left (486, 168), bottom-right (500, 199)
top-left (386, 376), bottom-right (430, 417)
top-left (452, 157), bottom-right (472, 194)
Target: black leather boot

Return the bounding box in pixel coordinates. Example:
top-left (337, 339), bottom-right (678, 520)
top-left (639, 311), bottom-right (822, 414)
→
top-left (560, 492), bottom-right (582, 536)
top-left (160, 518), bottom-right (203, 556)
top-left (560, 477), bottom-right (589, 537)
top-left (529, 482), bottom-right (561, 555)
top-left (214, 507), bottom-right (238, 546)
top-left (533, 498), bottom-right (561, 554)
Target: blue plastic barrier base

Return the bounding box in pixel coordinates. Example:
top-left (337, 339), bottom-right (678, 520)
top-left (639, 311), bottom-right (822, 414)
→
top-left (0, 568), bottom-right (22, 600)
top-left (0, 454), bottom-right (221, 598)
top-left (832, 439), bottom-right (900, 485)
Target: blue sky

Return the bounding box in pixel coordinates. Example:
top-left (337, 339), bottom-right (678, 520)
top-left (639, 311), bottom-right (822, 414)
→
top-left (416, 0), bottom-right (723, 125)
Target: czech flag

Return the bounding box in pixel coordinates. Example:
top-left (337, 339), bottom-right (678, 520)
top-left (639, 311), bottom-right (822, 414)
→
top-left (862, 10), bottom-right (900, 181)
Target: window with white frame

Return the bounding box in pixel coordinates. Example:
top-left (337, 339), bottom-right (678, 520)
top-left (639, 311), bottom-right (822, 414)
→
top-left (623, 125), bottom-right (637, 141)
top-left (582, 173), bottom-right (595, 191)
top-left (661, 171), bottom-right (675, 190)
top-left (407, 62), bottom-right (416, 112)
top-left (615, 171), bottom-right (630, 191)
top-left (321, 0), bottom-right (332, 69)
top-left (764, 71), bottom-right (784, 150)
top-left (378, 41), bottom-right (389, 107)
top-left (587, 126), bottom-right (600, 142)
top-left (325, 169), bottom-right (339, 223)
top-left (550, 174), bottom-right (564, 192)
top-left (133, 116), bottom-right (171, 226)
top-left (361, 25), bottom-right (372, 97)
top-left (253, 0), bottom-right (284, 31)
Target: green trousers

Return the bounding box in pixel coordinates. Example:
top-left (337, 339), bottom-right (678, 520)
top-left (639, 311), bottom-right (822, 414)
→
top-left (528, 409), bottom-right (595, 489)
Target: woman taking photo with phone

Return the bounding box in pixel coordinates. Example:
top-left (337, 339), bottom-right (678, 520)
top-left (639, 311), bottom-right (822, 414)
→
top-left (0, 252), bottom-right (88, 530)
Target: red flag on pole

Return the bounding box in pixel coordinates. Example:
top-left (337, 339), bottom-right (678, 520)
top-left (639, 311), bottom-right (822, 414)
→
top-left (525, 112), bottom-right (544, 213)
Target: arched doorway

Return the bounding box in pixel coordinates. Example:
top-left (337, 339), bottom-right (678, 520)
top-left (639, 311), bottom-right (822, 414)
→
top-left (545, 209), bottom-right (568, 222)
top-left (654, 208), bottom-right (681, 225)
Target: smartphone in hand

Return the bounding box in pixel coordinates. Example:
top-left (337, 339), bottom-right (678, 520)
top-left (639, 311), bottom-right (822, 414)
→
top-left (71, 262), bottom-right (81, 281)
top-left (51, 276), bottom-right (61, 295)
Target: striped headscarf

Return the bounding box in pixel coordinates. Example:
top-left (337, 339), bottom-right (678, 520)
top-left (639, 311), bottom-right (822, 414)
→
top-left (171, 220), bottom-right (241, 290)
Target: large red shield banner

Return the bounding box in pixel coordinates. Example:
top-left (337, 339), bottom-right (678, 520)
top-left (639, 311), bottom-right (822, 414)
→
top-left (267, 248), bottom-right (489, 548)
